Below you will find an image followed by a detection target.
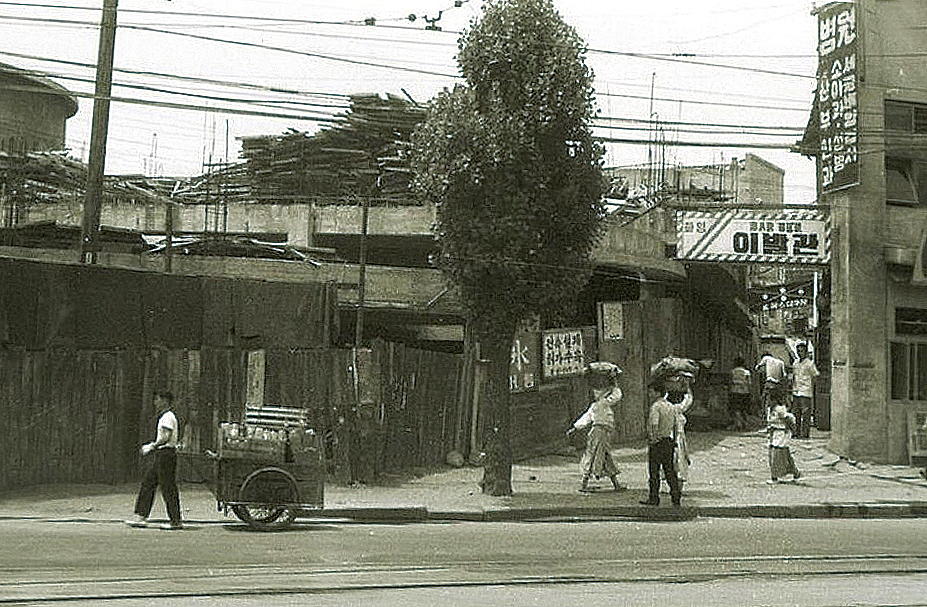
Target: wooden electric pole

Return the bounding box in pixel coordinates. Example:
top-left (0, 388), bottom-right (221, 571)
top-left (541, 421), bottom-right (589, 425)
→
top-left (354, 194), bottom-right (369, 348)
top-left (79, 0), bottom-right (118, 264)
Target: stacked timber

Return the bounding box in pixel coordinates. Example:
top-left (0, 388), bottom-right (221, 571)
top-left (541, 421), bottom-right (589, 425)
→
top-left (239, 93), bottom-right (426, 205)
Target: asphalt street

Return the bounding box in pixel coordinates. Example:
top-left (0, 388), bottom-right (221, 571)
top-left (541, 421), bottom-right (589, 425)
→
top-left (3, 516), bottom-right (927, 605)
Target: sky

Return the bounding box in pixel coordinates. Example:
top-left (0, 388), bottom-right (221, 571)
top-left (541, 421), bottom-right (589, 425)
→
top-left (1, 0), bottom-right (819, 203)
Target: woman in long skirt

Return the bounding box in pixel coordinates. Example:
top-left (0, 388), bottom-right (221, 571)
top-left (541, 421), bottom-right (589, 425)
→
top-left (570, 362), bottom-right (623, 492)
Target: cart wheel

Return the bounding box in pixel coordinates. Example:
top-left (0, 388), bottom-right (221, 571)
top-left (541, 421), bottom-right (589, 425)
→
top-left (233, 467), bottom-right (299, 531)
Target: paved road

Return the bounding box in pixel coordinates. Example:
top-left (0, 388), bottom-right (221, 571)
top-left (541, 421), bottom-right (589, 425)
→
top-left (3, 517), bottom-right (927, 605)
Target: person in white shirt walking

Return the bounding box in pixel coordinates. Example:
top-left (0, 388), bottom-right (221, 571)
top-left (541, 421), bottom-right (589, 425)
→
top-left (729, 356), bottom-right (753, 430)
top-left (126, 390), bottom-right (183, 530)
top-left (767, 401), bottom-right (801, 483)
top-left (790, 343), bottom-right (820, 439)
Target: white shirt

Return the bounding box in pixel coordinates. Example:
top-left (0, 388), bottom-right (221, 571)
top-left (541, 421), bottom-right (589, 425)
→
top-left (757, 355), bottom-right (786, 384)
top-left (157, 410), bottom-right (179, 449)
top-left (730, 366), bottom-right (751, 394)
top-left (574, 387), bottom-right (621, 430)
top-left (791, 358), bottom-right (819, 397)
top-left (767, 405), bottom-right (794, 447)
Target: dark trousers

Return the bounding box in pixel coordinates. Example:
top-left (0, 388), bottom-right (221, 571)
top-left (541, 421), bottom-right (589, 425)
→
top-left (134, 447), bottom-right (182, 524)
top-left (792, 396), bottom-right (813, 438)
top-left (648, 437), bottom-right (681, 504)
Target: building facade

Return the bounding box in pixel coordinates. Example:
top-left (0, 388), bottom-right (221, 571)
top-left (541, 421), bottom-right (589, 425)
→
top-left (604, 153), bottom-right (785, 208)
top-left (806, 0), bottom-right (927, 463)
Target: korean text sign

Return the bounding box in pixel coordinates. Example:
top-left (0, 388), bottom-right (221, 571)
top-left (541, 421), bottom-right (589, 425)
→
top-left (817, 2), bottom-right (859, 192)
top-left (542, 329), bottom-right (585, 379)
top-left (676, 209), bottom-right (830, 264)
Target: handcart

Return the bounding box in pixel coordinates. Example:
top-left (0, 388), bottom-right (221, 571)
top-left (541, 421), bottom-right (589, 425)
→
top-left (184, 405), bottom-right (324, 531)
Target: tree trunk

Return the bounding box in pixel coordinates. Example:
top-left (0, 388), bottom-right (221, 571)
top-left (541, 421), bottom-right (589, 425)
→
top-left (479, 332), bottom-right (514, 496)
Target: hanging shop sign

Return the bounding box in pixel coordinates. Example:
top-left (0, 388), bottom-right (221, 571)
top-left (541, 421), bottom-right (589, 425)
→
top-left (816, 2), bottom-right (859, 193)
top-left (676, 209), bottom-right (830, 264)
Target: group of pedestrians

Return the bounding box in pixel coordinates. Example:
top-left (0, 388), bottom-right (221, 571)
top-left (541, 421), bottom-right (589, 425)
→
top-left (570, 344), bottom-right (821, 506)
top-left (569, 357), bottom-right (695, 507)
top-left (755, 344), bottom-right (820, 483)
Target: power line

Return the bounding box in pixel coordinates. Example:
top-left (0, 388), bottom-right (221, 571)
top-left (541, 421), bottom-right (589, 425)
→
top-left (0, 50), bottom-right (351, 102)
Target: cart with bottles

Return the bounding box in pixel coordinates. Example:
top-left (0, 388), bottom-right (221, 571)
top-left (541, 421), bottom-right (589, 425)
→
top-left (191, 405), bottom-right (324, 531)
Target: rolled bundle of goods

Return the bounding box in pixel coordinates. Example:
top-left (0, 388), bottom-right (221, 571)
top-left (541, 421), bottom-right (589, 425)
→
top-left (648, 356), bottom-right (699, 386)
top-left (585, 361), bottom-right (622, 376)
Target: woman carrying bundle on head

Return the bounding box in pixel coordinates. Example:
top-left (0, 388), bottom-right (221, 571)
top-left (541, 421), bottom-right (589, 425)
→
top-left (568, 361), bottom-right (624, 493)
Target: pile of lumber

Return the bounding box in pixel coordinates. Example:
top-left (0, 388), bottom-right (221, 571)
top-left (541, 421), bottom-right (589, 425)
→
top-left (239, 93), bottom-right (426, 205)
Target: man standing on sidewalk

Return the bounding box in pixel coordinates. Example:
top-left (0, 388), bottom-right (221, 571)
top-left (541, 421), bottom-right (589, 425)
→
top-left (790, 343), bottom-right (819, 439)
top-left (126, 390), bottom-right (183, 530)
top-left (640, 371), bottom-right (691, 508)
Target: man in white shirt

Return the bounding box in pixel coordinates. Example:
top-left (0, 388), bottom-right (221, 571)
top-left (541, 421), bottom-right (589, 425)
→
top-left (790, 343), bottom-right (820, 439)
top-left (126, 390), bottom-right (183, 530)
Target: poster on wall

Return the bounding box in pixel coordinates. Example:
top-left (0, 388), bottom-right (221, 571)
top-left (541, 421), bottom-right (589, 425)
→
top-left (599, 302), bottom-right (624, 341)
top-left (542, 328), bottom-right (585, 379)
top-left (816, 2), bottom-right (859, 193)
top-left (676, 209), bottom-right (830, 265)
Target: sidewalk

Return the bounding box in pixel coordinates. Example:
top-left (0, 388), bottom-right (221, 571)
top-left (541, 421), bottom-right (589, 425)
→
top-left (3, 430), bottom-right (927, 524)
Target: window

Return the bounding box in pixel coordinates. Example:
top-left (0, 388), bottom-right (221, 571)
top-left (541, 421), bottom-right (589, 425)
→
top-left (891, 342), bottom-right (927, 401)
top-left (886, 156), bottom-right (927, 206)
top-left (892, 308), bottom-right (927, 402)
top-left (885, 100), bottom-right (927, 134)
top-left (896, 307), bottom-right (927, 336)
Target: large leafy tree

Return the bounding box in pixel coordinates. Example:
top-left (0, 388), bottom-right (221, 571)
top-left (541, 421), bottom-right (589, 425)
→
top-left (411, 0), bottom-right (605, 495)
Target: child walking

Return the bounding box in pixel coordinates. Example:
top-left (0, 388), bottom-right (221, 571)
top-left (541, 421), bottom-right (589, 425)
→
top-left (569, 362), bottom-right (623, 492)
top-left (767, 401), bottom-right (801, 484)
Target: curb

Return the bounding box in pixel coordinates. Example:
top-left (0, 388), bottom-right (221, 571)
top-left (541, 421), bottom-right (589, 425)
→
top-left (5, 502), bottom-right (927, 525)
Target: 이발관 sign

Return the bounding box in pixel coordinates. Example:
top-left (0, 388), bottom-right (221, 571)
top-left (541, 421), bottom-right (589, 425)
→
top-left (542, 328), bottom-right (585, 379)
top-left (676, 209), bottom-right (830, 264)
top-left (816, 2), bottom-right (859, 193)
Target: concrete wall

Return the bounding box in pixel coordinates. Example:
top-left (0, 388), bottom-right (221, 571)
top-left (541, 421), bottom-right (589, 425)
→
top-left (0, 245), bottom-right (455, 313)
top-left (19, 199), bottom-right (434, 248)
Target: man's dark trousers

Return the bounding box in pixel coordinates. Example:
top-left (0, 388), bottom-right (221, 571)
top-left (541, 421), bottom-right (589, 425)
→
top-left (647, 437), bottom-right (681, 505)
top-left (134, 447), bottom-right (182, 524)
top-left (793, 396), bottom-right (813, 438)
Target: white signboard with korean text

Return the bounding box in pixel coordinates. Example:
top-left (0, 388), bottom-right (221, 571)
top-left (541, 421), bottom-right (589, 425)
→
top-left (676, 209), bottom-right (830, 264)
top-left (816, 2), bottom-right (859, 193)
top-left (542, 328), bottom-right (585, 379)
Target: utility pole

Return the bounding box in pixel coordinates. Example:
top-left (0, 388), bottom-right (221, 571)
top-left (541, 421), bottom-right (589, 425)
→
top-left (80, 0), bottom-right (118, 264)
top-left (354, 195), bottom-right (369, 348)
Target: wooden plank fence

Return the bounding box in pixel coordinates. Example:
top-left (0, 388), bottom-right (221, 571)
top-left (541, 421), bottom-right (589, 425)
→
top-left (0, 339), bottom-right (594, 492)
top-left (0, 342), bottom-right (474, 491)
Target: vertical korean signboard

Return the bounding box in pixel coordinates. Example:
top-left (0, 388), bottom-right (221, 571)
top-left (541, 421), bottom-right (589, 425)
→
top-left (510, 326), bottom-right (539, 392)
top-left (816, 2), bottom-right (859, 193)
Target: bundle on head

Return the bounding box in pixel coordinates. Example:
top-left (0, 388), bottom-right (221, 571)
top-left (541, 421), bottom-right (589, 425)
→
top-left (648, 356), bottom-right (698, 388)
top-left (585, 361), bottom-right (621, 390)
